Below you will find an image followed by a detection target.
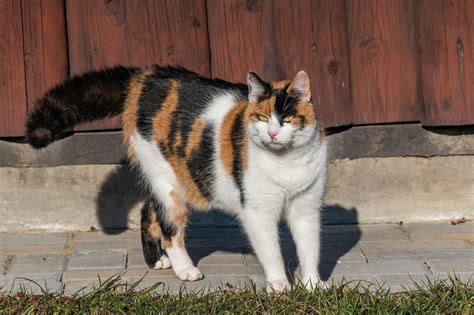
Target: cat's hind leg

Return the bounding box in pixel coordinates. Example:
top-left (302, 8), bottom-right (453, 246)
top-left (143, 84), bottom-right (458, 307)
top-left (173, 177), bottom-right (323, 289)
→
top-left (155, 192), bottom-right (203, 281)
top-left (140, 198), bottom-right (171, 270)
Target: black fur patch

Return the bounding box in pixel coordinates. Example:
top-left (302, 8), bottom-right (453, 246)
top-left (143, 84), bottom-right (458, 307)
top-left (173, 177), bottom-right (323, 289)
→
top-left (150, 197), bottom-right (177, 240)
top-left (187, 123), bottom-right (216, 202)
top-left (136, 72), bottom-right (171, 140)
top-left (273, 88), bottom-right (298, 123)
top-left (26, 66), bottom-right (139, 149)
top-left (140, 199), bottom-right (165, 269)
top-left (231, 110), bottom-right (247, 205)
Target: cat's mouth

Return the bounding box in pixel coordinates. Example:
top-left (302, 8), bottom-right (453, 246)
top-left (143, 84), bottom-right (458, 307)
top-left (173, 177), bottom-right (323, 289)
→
top-left (262, 141), bottom-right (290, 151)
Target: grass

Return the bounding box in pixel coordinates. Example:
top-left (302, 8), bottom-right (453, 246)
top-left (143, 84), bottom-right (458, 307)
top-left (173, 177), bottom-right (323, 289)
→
top-left (1, 275), bottom-right (472, 314)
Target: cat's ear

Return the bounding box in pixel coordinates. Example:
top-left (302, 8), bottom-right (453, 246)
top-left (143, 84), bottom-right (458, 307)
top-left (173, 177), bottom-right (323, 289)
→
top-left (247, 72), bottom-right (267, 103)
top-left (288, 71), bottom-right (311, 103)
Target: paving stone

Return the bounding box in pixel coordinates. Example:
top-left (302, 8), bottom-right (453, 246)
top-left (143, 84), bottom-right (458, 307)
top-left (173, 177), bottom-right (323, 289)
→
top-left (73, 230), bottom-right (139, 242)
top-left (364, 249), bottom-right (474, 263)
top-left (71, 239), bottom-right (141, 253)
top-left (406, 222), bottom-right (474, 241)
top-left (0, 232), bottom-right (68, 244)
top-left (63, 268), bottom-right (129, 282)
top-left (127, 254), bottom-right (148, 269)
top-left (1, 276), bottom-right (62, 294)
top-left (360, 240), bottom-right (472, 252)
top-left (405, 222), bottom-right (474, 234)
top-left (426, 258), bottom-right (474, 274)
top-left (186, 228), bottom-right (248, 239)
top-left (428, 272), bottom-right (473, 284)
top-left (322, 224), bottom-right (408, 243)
top-left (67, 249), bottom-right (127, 270)
top-left (6, 253), bottom-right (65, 275)
top-left (328, 260), bottom-right (429, 276)
top-left (1, 232), bottom-right (68, 254)
top-left (244, 245), bottom-right (366, 266)
top-left (0, 244), bottom-right (66, 255)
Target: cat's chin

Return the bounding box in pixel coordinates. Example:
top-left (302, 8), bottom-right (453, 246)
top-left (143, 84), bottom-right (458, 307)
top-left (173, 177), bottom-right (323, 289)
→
top-left (262, 141), bottom-right (291, 152)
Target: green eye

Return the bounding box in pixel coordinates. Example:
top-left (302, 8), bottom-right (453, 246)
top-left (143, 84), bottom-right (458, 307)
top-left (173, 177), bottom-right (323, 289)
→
top-left (283, 115), bottom-right (294, 123)
top-left (257, 114), bottom-right (269, 122)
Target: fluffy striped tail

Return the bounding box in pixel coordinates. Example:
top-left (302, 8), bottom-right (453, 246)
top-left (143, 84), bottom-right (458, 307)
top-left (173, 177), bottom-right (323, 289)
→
top-left (26, 66), bottom-right (140, 149)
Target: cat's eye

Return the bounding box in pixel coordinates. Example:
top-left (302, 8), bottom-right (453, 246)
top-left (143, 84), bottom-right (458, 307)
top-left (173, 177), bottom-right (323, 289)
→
top-left (283, 115), bottom-right (294, 123)
top-left (257, 114), bottom-right (268, 122)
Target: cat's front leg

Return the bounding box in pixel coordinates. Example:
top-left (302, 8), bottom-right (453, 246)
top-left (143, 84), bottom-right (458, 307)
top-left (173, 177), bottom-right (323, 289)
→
top-left (240, 199), bottom-right (289, 292)
top-left (286, 180), bottom-right (326, 289)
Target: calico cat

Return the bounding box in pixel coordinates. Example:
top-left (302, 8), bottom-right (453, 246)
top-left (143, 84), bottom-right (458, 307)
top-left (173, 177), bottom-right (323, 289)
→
top-left (26, 65), bottom-right (327, 291)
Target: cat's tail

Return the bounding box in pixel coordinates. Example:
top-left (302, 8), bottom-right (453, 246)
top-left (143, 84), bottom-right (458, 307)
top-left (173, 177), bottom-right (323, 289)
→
top-left (26, 66), bottom-right (141, 149)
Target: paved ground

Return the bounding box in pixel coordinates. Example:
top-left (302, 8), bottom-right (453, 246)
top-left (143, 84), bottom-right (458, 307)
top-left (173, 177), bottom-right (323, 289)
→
top-left (1, 222), bottom-right (473, 295)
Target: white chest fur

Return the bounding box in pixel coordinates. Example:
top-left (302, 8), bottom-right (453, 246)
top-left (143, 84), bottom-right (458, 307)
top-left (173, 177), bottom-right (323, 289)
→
top-left (247, 140), bottom-right (327, 198)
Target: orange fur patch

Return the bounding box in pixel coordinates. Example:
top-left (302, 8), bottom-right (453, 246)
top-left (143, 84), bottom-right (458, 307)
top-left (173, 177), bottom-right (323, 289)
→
top-left (148, 212), bottom-right (162, 239)
top-left (152, 80), bottom-right (179, 145)
top-left (220, 101), bottom-right (249, 175)
top-left (167, 155), bottom-right (210, 210)
top-left (271, 80), bottom-right (290, 89)
top-left (122, 72), bottom-right (149, 165)
top-left (185, 119), bottom-right (206, 156)
top-left (295, 103), bottom-right (316, 126)
top-left (169, 189), bottom-right (188, 226)
top-left (246, 95), bottom-right (276, 122)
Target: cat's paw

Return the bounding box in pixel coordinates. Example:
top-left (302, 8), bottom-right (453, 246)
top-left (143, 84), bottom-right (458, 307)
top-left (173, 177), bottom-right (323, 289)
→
top-left (153, 255), bottom-right (172, 270)
top-left (176, 266), bottom-right (204, 281)
top-left (302, 276), bottom-right (328, 290)
top-left (266, 279), bottom-right (291, 292)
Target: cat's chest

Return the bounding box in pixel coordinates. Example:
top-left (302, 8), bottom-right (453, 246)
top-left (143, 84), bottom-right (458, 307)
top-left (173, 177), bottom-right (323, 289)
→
top-left (249, 150), bottom-right (323, 194)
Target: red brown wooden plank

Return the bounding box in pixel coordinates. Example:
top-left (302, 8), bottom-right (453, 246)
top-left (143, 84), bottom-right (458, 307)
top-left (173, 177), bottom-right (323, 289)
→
top-left (66, 0), bottom-right (210, 130)
top-left (346, 0), bottom-right (421, 124)
top-left (0, 0), bottom-right (27, 137)
top-left (22, 0), bottom-right (69, 112)
top-left (417, 0), bottom-right (474, 125)
top-left (207, 0), bottom-right (279, 83)
top-left (273, 0), bottom-right (352, 127)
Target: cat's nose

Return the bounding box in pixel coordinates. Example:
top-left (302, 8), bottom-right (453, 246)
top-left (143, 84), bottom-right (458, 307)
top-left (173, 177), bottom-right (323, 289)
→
top-left (268, 131), bottom-right (277, 140)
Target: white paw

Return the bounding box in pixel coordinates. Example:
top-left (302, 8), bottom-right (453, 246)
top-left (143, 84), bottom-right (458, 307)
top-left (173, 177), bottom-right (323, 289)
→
top-left (176, 266), bottom-right (204, 281)
top-left (303, 276), bottom-right (328, 290)
top-left (153, 255), bottom-right (172, 270)
top-left (266, 279), bottom-right (291, 292)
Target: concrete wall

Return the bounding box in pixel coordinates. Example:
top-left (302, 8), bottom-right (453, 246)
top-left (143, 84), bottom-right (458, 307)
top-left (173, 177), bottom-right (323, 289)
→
top-left (1, 155), bottom-right (472, 232)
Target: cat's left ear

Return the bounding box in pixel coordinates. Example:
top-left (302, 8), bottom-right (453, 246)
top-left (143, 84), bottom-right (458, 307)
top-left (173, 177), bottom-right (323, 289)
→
top-left (247, 72), bottom-right (268, 103)
top-left (288, 71), bottom-right (311, 103)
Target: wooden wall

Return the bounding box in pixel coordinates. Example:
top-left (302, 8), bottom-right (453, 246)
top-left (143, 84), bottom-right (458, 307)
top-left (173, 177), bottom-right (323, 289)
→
top-left (1, 0), bottom-right (473, 137)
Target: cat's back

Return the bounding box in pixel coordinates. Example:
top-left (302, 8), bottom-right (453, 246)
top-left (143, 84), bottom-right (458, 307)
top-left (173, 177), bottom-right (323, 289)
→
top-left (123, 65), bottom-right (246, 142)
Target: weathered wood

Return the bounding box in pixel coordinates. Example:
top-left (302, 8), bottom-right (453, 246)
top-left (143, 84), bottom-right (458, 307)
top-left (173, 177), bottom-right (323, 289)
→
top-left (417, 0), bottom-right (474, 125)
top-left (346, 0), bottom-right (421, 124)
top-left (66, 0), bottom-right (210, 130)
top-left (273, 0), bottom-right (352, 127)
top-left (22, 0), bottom-right (69, 112)
top-left (0, 0), bottom-right (27, 137)
top-left (207, 0), bottom-right (279, 82)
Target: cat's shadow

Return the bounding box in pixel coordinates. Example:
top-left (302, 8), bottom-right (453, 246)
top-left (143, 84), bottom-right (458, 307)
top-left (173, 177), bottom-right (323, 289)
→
top-left (96, 164), bottom-right (361, 282)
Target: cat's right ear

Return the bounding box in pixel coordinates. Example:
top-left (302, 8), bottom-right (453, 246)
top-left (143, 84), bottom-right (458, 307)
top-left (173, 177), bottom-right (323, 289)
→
top-left (247, 72), bottom-right (267, 103)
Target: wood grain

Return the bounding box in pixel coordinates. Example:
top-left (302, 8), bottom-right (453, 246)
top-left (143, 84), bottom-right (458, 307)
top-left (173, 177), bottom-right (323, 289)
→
top-left (0, 0), bottom-right (27, 136)
top-left (66, 0), bottom-right (210, 130)
top-left (273, 0), bottom-right (352, 127)
top-left (417, 0), bottom-right (474, 125)
top-left (207, 0), bottom-right (279, 83)
top-left (22, 0), bottom-right (69, 112)
top-left (346, 0), bottom-right (421, 124)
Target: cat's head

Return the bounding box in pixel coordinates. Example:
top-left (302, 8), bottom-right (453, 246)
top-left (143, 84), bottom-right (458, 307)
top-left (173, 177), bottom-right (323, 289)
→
top-left (245, 71), bottom-right (320, 151)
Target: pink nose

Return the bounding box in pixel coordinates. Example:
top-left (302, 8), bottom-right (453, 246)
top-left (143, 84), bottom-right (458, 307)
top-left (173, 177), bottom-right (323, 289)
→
top-left (268, 132), bottom-right (277, 140)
